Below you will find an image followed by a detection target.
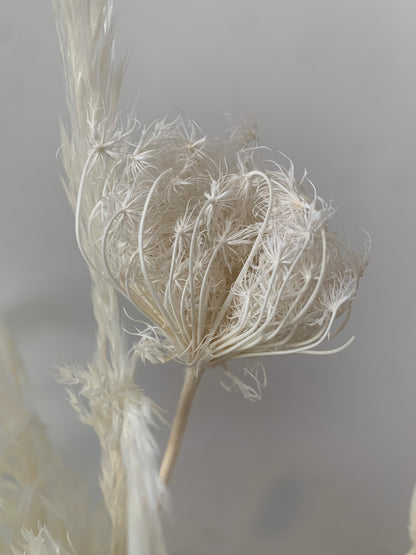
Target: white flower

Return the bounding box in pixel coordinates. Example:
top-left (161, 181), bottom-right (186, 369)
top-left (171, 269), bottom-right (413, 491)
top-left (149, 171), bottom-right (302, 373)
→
top-left (79, 121), bottom-right (367, 370)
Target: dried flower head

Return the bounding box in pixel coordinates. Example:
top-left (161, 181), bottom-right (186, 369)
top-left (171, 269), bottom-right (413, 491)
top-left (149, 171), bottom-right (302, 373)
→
top-left (77, 116), bottom-right (367, 371)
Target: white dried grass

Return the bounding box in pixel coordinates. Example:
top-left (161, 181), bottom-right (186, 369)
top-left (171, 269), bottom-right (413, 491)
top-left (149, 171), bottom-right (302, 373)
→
top-left (11, 528), bottom-right (74, 555)
top-left (0, 306), bottom-right (166, 554)
top-left (58, 277), bottom-right (167, 555)
top-left (52, 1), bottom-right (167, 553)
top-left (0, 323), bottom-right (101, 555)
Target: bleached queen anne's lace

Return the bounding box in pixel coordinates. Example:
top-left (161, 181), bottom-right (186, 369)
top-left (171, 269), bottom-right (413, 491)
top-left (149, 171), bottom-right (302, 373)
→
top-left (77, 116), bottom-right (367, 370)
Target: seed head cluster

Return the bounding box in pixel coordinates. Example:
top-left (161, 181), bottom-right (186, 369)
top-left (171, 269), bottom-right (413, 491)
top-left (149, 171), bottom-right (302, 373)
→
top-left (77, 116), bottom-right (367, 371)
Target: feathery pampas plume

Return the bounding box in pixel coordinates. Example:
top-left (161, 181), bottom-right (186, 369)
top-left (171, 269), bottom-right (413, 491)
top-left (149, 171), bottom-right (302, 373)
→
top-left (0, 301), bottom-right (166, 555)
top-left (52, 0), bottom-right (368, 485)
top-left (58, 277), bottom-right (167, 555)
top-left (52, 0), bottom-right (167, 553)
top-left (0, 322), bottom-right (107, 554)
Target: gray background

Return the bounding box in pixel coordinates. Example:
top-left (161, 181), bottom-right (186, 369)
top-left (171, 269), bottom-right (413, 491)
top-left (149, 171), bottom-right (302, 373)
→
top-left (1, 1), bottom-right (415, 553)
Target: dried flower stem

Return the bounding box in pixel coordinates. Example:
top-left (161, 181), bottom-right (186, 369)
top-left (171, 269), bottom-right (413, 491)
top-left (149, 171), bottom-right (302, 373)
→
top-left (160, 367), bottom-right (203, 485)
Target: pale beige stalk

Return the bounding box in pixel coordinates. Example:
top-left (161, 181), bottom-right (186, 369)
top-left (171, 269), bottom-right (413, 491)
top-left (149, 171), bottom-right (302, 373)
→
top-left (160, 367), bottom-right (203, 485)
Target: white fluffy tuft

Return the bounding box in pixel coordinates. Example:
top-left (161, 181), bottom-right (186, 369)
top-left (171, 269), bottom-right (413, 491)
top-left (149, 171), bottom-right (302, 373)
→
top-left (79, 127), bottom-right (367, 370)
top-left (11, 527), bottom-right (74, 555)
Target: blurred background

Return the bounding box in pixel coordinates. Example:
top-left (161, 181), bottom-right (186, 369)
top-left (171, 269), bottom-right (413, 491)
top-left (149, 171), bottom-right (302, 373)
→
top-left (1, 0), bottom-right (415, 553)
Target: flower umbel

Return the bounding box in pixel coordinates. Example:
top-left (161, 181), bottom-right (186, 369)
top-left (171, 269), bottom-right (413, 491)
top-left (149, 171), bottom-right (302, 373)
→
top-left (82, 123), bottom-right (367, 370)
